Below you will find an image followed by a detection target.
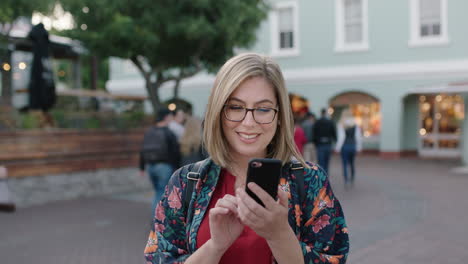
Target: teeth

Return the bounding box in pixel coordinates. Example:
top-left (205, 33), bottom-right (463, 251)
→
top-left (239, 133), bottom-right (257, 139)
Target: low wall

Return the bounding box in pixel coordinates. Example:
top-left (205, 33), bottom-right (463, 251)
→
top-left (0, 129), bottom-right (152, 207)
top-left (7, 167), bottom-right (152, 207)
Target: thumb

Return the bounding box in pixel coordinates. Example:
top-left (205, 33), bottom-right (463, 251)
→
top-left (277, 186), bottom-right (289, 207)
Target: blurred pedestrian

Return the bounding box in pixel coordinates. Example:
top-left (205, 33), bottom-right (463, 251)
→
top-left (140, 108), bottom-right (181, 213)
top-left (335, 109), bottom-right (362, 185)
top-left (169, 109), bottom-right (186, 141)
top-left (312, 108), bottom-right (337, 174)
top-left (301, 112), bottom-right (316, 162)
top-left (179, 116), bottom-right (207, 166)
top-left (144, 53), bottom-right (349, 263)
top-left (294, 117), bottom-right (307, 155)
top-left (0, 166), bottom-right (15, 212)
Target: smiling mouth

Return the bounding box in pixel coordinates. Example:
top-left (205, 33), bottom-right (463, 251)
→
top-left (238, 133), bottom-right (259, 139)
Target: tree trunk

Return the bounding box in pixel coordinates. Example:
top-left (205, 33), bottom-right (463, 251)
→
top-left (90, 55), bottom-right (98, 90)
top-left (145, 80), bottom-right (162, 113)
top-left (173, 78), bottom-right (181, 99)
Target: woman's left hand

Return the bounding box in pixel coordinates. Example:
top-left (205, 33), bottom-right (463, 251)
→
top-left (235, 183), bottom-right (290, 242)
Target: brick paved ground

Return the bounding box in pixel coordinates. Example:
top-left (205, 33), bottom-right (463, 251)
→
top-left (1, 155), bottom-right (468, 264)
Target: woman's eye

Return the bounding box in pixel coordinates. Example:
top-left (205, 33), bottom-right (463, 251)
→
top-left (256, 108), bottom-right (272, 113)
top-left (228, 105), bottom-right (244, 110)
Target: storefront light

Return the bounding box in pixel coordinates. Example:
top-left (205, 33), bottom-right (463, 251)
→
top-left (2, 63), bottom-right (11, 71)
top-left (435, 113), bottom-right (442, 120)
top-left (419, 128), bottom-right (427, 136)
top-left (18, 62), bottom-right (27, 70)
top-left (419, 95), bottom-right (426, 102)
top-left (168, 103), bottom-right (176, 111)
top-left (422, 102), bottom-right (431, 112)
top-left (58, 70), bottom-right (66, 77)
top-left (436, 95), bottom-right (442, 102)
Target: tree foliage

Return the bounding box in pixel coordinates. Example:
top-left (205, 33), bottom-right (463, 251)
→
top-left (60, 0), bottom-right (268, 111)
top-left (0, 0), bottom-right (56, 35)
top-left (0, 0), bottom-right (56, 106)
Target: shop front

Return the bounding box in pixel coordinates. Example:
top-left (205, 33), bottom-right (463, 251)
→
top-left (419, 94), bottom-right (465, 157)
top-left (410, 82), bottom-right (468, 159)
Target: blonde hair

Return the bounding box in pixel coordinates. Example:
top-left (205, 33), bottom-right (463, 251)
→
top-left (180, 116), bottom-right (203, 156)
top-left (203, 53), bottom-right (307, 168)
top-left (339, 109), bottom-right (356, 129)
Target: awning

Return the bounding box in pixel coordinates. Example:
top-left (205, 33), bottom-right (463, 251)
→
top-left (409, 81), bottom-right (468, 94)
top-left (16, 87), bottom-right (147, 101)
top-left (329, 92), bottom-right (379, 106)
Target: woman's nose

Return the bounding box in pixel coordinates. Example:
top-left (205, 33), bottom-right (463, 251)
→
top-left (242, 110), bottom-right (256, 126)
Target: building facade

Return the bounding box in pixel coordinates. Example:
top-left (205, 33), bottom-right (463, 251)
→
top-left (107, 0), bottom-right (468, 163)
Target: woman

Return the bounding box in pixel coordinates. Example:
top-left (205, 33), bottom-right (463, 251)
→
top-left (335, 109), bottom-right (362, 185)
top-left (179, 116), bottom-right (206, 166)
top-left (294, 118), bottom-right (307, 155)
top-left (144, 53), bottom-right (349, 264)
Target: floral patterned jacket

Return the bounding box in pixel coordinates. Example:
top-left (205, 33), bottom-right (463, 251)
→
top-left (144, 158), bottom-right (349, 264)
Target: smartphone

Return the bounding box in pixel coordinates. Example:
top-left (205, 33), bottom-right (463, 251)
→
top-left (245, 158), bottom-right (282, 207)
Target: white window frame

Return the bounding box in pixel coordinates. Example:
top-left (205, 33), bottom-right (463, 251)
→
top-left (270, 0), bottom-right (300, 57)
top-left (409, 0), bottom-right (449, 47)
top-left (334, 0), bottom-right (369, 53)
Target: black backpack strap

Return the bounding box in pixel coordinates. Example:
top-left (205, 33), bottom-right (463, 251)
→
top-left (182, 159), bottom-right (205, 212)
top-left (290, 162), bottom-right (305, 206)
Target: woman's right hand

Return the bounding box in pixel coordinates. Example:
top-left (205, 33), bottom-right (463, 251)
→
top-left (208, 194), bottom-right (244, 253)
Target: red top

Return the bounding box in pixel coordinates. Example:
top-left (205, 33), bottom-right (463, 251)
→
top-left (196, 169), bottom-right (273, 264)
top-left (294, 125), bottom-right (307, 154)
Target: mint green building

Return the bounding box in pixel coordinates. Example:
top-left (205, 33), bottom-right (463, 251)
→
top-left (107, 0), bottom-right (468, 164)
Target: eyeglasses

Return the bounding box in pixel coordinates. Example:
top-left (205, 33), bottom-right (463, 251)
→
top-left (223, 104), bottom-right (278, 124)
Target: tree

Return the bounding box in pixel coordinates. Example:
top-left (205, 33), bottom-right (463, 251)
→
top-left (0, 0), bottom-right (56, 106)
top-left (60, 0), bottom-right (268, 112)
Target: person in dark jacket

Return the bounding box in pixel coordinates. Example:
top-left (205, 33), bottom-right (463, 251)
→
top-left (312, 108), bottom-right (337, 174)
top-left (140, 108), bottom-right (181, 212)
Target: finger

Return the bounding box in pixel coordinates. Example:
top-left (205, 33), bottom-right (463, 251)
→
top-left (247, 182), bottom-right (277, 209)
top-left (236, 187), bottom-right (266, 218)
top-left (215, 198), bottom-right (238, 215)
top-left (209, 207), bottom-right (229, 217)
top-left (222, 194), bottom-right (238, 204)
top-left (277, 186), bottom-right (289, 207)
top-left (236, 194), bottom-right (261, 227)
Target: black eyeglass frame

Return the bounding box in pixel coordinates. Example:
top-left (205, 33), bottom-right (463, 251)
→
top-left (223, 104), bottom-right (279, 124)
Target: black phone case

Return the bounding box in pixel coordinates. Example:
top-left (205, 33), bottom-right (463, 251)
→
top-left (245, 158), bottom-right (282, 207)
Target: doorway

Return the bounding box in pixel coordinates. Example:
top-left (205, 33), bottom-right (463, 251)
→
top-left (418, 94), bottom-right (465, 157)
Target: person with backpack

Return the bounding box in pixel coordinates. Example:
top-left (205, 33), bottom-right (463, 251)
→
top-left (335, 109), bottom-right (362, 186)
top-left (312, 108), bottom-right (337, 175)
top-left (139, 108), bottom-right (181, 212)
top-left (144, 53), bottom-right (349, 264)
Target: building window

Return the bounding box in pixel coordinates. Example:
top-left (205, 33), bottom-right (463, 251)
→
top-left (270, 1), bottom-right (299, 57)
top-left (335, 0), bottom-right (369, 52)
top-left (279, 8), bottom-right (294, 49)
top-left (409, 0), bottom-right (448, 47)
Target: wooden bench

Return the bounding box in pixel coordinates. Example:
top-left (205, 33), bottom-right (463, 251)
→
top-left (0, 129), bottom-right (145, 178)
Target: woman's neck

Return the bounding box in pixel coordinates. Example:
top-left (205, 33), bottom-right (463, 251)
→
top-left (227, 151), bottom-right (266, 187)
